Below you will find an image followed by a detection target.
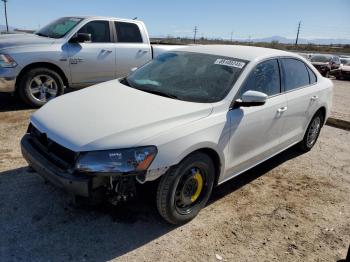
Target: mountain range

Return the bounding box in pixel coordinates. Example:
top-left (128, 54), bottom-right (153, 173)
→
top-left (241, 35), bottom-right (350, 45)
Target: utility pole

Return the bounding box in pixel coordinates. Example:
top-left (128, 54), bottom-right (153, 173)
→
top-left (230, 31), bottom-right (233, 42)
top-left (1, 0), bottom-right (9, 32)
top-left (295, 21), bottom-right (301, 46)
top-left (193, 26), bottom-right (198, 44)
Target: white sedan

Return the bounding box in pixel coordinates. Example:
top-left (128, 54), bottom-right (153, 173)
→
top-left (21, 45), bottom-right (333, 224)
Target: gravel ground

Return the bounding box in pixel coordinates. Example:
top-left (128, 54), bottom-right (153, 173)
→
top-left (0, 81), bottom-right (349, 262)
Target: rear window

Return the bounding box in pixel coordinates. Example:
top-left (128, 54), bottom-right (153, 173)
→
top-left (281, 58), bottom-right (310, 91)
top-left (115, 22), bottom-right (143, 43)
top-left (306, 66), bottom-right (317, 84)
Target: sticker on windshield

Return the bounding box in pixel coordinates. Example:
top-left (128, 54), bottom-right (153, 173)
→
top-left (214, 59), bottom-right (245, 68)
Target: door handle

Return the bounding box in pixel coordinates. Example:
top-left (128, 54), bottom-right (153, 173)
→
top-left (138, 50), bottom-right (148, 53)
top-left (102, 49), bottom-right (112, 53)
top-left (311, 95), bottom-right (319, 101)
top-left (277, 106), bottom-right (288, 113)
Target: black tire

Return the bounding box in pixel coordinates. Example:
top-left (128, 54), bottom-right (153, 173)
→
top-left (18, 67), bottom-right (64, 107)
top-left (156, 152), bottom-right (215, 225)
top-left (298, 111), bottom-right (324, 152)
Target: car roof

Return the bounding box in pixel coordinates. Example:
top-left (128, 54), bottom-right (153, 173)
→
top-left (64, 16), bottom-right (140, 23)
top-left (179, 45), bottom-right (295, 61)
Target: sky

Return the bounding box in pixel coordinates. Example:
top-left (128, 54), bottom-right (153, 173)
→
top-left (2, 0), bottom-right (350, 40)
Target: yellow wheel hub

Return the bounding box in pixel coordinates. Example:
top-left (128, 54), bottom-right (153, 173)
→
top-left (191, 172), bottom-right (203, 202)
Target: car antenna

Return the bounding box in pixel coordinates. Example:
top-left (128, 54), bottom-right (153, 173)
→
top-left (133, 17), bottom-right (138, 20)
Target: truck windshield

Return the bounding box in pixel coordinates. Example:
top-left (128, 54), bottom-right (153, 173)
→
top-left (311, 55), bottom-right (331, 63)
top-left (125, 52), bottom-right (248, 103)
top-left (35, 17), bottom-right (83, 39)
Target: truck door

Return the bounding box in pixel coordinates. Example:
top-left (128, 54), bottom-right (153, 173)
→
top-left (68, 20), bottom-right (116, 86)
top-left (114, 21), bottom-right (152, 78)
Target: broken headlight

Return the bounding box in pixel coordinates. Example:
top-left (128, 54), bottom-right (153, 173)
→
top-left (75, 146), bottom-right (157, 174)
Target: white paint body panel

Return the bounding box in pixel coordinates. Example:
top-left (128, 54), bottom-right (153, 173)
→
top-left (30, 45), bottom-right (333, 184)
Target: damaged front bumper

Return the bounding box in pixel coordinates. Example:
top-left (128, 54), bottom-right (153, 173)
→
top-left (21, 134), bottom-right (109, 197)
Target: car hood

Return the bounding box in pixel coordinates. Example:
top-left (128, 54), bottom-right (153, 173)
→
top-left (0, 33), bottom-right (55, 50)
top-left (31, 80), bottom-right (213, 152)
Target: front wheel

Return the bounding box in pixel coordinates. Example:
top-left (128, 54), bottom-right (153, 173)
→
top-left (156, 152), bottom-right (215, 225)
top-left (18, 67), bottom-right (64, 107)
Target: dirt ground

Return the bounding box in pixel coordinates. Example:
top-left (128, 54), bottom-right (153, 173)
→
top-left (331, 79), bottom-right (350, 123)
top-left (0, 81), bottom-right (349, 262)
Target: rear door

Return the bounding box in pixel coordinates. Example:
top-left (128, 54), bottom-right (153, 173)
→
top-left (226, 59), bottom-right (288, 177)
top-left (278, 58), bottom-right (321, 147)
top-left (114, 21), bottom-right (152, 77)
top-left (68, 20), bottom-right (116, 86)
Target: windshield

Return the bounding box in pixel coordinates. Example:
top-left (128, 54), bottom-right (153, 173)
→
top-left (311, 55), bottom-right (331, 63)
top-left (125, 52), bottom-right (248, 103)
top-left (340, 59), bottom-right (350, 65)
top-left (35, 17), bottom-right (83, 39)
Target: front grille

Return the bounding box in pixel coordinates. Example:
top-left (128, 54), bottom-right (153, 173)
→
top-left (28, 124), bottom-right (78, 169)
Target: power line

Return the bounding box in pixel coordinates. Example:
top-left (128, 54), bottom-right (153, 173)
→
top-left (295, 21), bottom-right (301, 46)
top-left (193, 26), bottom-right (198, 44)
top-left (1, 0), bottom-right (9, 32)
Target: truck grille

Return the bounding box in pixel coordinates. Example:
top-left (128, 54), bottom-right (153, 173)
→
top-left (28, 124), bottom-right (78, 170)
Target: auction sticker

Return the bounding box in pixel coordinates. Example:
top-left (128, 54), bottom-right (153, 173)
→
top-left (214, 59), bottom-right (245, 68)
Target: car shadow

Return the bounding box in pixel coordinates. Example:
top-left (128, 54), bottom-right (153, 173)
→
top-left (0, 146), bottom-right (303, 261)
top-left (210, 146), bottom-right (303, 203)
top-left (0, 93), bottom-right (31, 112)
top-left (0, 88), bottom-right (78, 113)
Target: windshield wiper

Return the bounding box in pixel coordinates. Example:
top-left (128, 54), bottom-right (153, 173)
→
top-left (36, 32), bottom-right (49, 38)
top-left (136, 88), bottom-right (179, 100)
top-left (120, 77), bottom-right (133, 87)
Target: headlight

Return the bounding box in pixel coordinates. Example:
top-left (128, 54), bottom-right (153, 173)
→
top-left (0, 54), bottom-right (17, 68)
top-left (75, 146), bottom-right (157, 174)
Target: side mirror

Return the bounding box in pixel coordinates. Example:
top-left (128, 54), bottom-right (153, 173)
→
top-left (70, 33), bottom-right (91, 43)
top-left (130, 67), bottom-right (138, 73)
top-left (233, 90), bottom-right (267, 108)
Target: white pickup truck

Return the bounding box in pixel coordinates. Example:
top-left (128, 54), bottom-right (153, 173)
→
top-left (0, 16), bottom-right (183, 106)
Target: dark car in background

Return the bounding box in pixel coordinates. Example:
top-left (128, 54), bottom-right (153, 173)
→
top-left (310, 54), bottom-right (341, 77)
top-left (330, 58), bottom-right (350, 80)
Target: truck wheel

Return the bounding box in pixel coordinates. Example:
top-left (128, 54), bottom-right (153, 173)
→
top-left (18, 67), bottom-right (64, 107)
top-left (156, 152), bottom-right (215, 225)
top-left (298, 111), bottom-right (324, 152)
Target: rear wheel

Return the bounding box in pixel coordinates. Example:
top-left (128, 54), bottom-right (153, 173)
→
top-left (18, 67), bottom-right (64, 107)
top-left (298, 112), bottom-right (324, 152)
top-left (156, 152), bottom-right (215, 225)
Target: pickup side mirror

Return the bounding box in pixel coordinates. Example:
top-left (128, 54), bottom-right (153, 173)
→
top-left (70, 33), bottom-right (92, 43)
top-left (130, 67), bottom-right (138, 73)
top-left (233, 90), bottom-right (268, 108)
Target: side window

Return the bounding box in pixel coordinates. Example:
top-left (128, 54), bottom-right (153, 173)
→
top-left (78, 21), bottom-right (110, 43)
top-left (281, 58), bottom-right (309, 91)
top-left (239, 59), bottom-right (281, 97)
top-left (306, 66), bottom-right (317, 84)
top-left (115, 22), bottom-right (143, 43)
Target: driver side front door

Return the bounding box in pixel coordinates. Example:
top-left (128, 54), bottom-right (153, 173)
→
top-left (68, 20), bottom-right (116, 87)
top-left (225, 59), bottom-right (288, 180)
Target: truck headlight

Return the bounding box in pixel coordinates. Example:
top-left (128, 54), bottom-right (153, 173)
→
top-left (75, 146), bottom-right (157, 174)
top-left (0, 54), bottom-right (17, 68)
